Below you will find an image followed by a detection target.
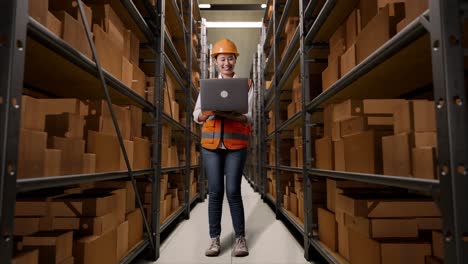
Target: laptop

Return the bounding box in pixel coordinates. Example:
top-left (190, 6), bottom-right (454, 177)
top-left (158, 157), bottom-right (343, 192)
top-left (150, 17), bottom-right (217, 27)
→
top-left (200, 78), bottom-right (249, 114)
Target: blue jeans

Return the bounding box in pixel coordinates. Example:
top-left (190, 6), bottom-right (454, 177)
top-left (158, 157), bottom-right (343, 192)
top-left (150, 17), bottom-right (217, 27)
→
top-left (202, 147), bottom-right (247, 238)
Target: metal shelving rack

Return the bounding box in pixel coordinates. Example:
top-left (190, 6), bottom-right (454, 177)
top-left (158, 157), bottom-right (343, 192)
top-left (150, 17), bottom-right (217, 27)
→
top-left (255, 0), bottom-right (468, 263)
top-left (0, 0), bottom-right (205, 263)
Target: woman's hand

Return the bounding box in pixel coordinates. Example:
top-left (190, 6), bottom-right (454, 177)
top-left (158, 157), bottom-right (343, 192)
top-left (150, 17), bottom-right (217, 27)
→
top-left (214, 111), bottom-right (248, 125)
top-left (198, 111), bottom-right (214, 122)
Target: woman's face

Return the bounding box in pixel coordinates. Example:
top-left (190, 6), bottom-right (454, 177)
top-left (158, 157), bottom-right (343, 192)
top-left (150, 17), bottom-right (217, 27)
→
top-left (216, 54), bottom-right (237, 77)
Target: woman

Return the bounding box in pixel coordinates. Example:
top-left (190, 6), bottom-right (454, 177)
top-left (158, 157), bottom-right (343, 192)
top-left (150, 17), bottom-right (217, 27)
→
top-left (193, 38), bottom-right (253, 257)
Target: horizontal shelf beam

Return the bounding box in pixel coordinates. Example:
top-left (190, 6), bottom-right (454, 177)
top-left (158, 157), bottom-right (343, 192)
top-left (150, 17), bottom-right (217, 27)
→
top-left (118, 239), bottom-right (150, 264)
top-left (27, 18), bottom-right (154, 112)
top-left (277, 28), bottom-right (300, 74)
top-left (278, 166), bottom-right (303, 173)
top-left (306, 14), bottom-right (427, 112)
top-left (17, 169), bottom-right (153, 192)
top-left (308, 168), bottom-right (440, 192)
top-left (279, 207), bottom-right (304, 234)
top-left (276, 50), bottom-right (300, 90)
top-left (276, 111), bottom-right (301, 132)
top-left (160, 205), bottom-right (185, 232)
top-left (308, 238), bottom-right (341, 264)
top-left (120, 0), bottom-right (154, 42)
top-left (275, 0), bottom-right (295, 40)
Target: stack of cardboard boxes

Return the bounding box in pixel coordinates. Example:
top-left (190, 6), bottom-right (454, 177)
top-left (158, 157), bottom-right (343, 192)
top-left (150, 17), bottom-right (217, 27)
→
top-left (319, 179), bottom-right (443, 263)
top-left (281, 15), bottom-right (300, 60)
top-left (287, 76), bottom-right (302, 119)
top-left (268, 142), bottom-right (276, 166)
top-left (267, 111), bottom-right (275, 134)
top-left (13, 181), bottom-right (143, 264)
top-left (146, 74), bottom-right (180, 122)
top-left (28, 1), bottom-right (145, 97)
top-left (189, 170), bottom-right (199, 200)
top-left (19, 96), bottom-right (151, 178)
top-left (290, 126), bottom-right (303, 168)
top-left (284, 177), bottom-right (326, 225)
top-left (322, 0), bottom-right (428, 92)
top-left (315, 99), bottom-right (437, 179)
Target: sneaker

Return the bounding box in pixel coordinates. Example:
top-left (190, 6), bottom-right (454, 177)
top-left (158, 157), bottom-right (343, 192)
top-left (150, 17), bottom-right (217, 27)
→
top-left (205, 236), bottom-right (221, 257)
top-left (233, 236), bottom-right (249, 257)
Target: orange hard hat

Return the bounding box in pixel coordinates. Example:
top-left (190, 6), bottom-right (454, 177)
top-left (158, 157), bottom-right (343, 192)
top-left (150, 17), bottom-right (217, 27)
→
top-left (211, 38), bottom-right (239, 58)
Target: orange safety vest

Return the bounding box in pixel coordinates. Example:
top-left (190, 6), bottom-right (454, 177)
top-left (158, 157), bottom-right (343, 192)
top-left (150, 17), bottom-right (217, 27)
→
top-left (201, 80), bottom-right (253, 150)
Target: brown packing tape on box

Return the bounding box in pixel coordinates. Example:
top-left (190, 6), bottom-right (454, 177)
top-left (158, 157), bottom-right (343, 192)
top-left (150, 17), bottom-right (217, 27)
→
top-left (23, 231), bottom-right (73, 264)
top-left (12, 249), bottom-right (39, 264)
top-left (73, 229), bottom-right (117, 264)
top-left (18, 129), bottom-right (47, 179)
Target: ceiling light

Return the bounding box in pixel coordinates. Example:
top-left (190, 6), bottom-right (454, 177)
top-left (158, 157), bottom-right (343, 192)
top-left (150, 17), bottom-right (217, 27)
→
top-left (199, 4), bottom-right (211, 9)
top-left (261, 4), bottom-right (267, 8)
top-left (205, 21), bottom-right (263, 28)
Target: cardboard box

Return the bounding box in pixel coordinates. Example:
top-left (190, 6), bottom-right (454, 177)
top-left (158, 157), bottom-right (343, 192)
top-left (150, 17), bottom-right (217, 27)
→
top-left (359, 0), bottom-right (378, 30)
top-left (51, 193), bottom-right (117, 217)
top-left (331, 122), bottom-right (341, 142)
top-left (406, 0), bottom-right (429, 23)
top-left (349, 229), bottom-right (431, 264)
top-left (46, 11), bottom-right (62, 37)
top-left (171, 101), bottom-right (180, 122)
top-left (133, 137), bottom-right (151, 169)
top-left (346, 9), bottom-right (361, 48)
top-left (93, 24), bottom-right (122, 79)
top-left (290, 192), bottom-right (298, 216)
top-left (334, 140), bottom-right (345, 171)
top-left (52, 137), bottom-right (85, 175)
top-left (14, 217), bottom-right (51, 236)
top-left (21, 96), bottom-right (45, 131)
top-left (74, 229), bottom-right (117, 264)
top-left (393, 101), bottom-right (412, 134)
top-left (53, 212), bottom-right (118, 236)
top-left (329, 24), bottom-right (347, 62)
top-left (124, 30), bottom-right (140, 65)
top-left (40, 98), bottom-right (88, 116)
top-left (396, 18), bottom-right (407, 33)
top-left (425, 256), bottom-right (444, 264)
top-left (367, 116), bottom-right (394, 126)
top-left (415, 217), bottom-right (442, 230)
top-left (336, 193), bottom-right (441, 218)
top-left (45, 113), bottom-right (84, 144)
top-left (132, 65), bottom-right (146, 98)
top-left (287, 102), bottom-right (296, 119)
top-left (356, 4), bottom-right (404, 63)
top-left (94, 181), bottom-right (135, 214)
top-left (382, 133), bottom-right (412, 176)
top-left (412, 147), bottom-right (437, 179)
top-left (338, 223), bottom-right (350, 260)
top-left (318, 208), bottom-right (338, 251)
top-left (130, 106), bottom-right (142, 140)
top-left (126, 210), bottom-right (143, 249)
top-left (12, 249), bottom-right (39, 264)
top-left (87, 131), bottom-right (131, 172)
top-left (315, 137), bottom-right (334, 170)
top-left (322, 57), bottom-right (340, 92)
top-left (116, 221), bottom-right (129, 261)
top-left (82, 153), bottom-right (96, 174)
top-left (28, 0), bottom-right (48, 25)
top-left (340, 45), bottom-right (356, 76)
top-left (343, 130), bottom-right (383, 174)
top-left (18, 129), bottom-right (47, 179)
top-left (414, 132), bottom-right (437, 148)
top-left (15, 200), bottom-right (50, 217)
top-left (290, 147), bottom-right (297, 167)
top-left (412, 100), bottom-right (436, 132)
top-left (432, 231), bottom-right (444, 260)
top-left (23, 231), bottom-right (73, 264)
top-left (324, 105), bottom-right (334, 137)
top-left (44, 149), bottom-right (62, 176)
top-left (54, 11), bottom-right (92, 59)
top-left (363, 99), bottom-right (405, 114)
top-left (340, 116), bottom-right (367, 137)
top-left (333, 99), bottom-right (363, 122)
top-left (344, 214), bottom-right (418, 238)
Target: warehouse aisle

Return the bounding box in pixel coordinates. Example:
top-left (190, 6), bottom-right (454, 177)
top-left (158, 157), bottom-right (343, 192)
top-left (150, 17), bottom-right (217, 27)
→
top-left (138, 177), bottom-right (310, 264)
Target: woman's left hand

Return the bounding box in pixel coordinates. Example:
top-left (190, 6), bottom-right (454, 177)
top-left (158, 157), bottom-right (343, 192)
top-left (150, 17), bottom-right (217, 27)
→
top-left (214, 111), bottom-right (248, 125)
